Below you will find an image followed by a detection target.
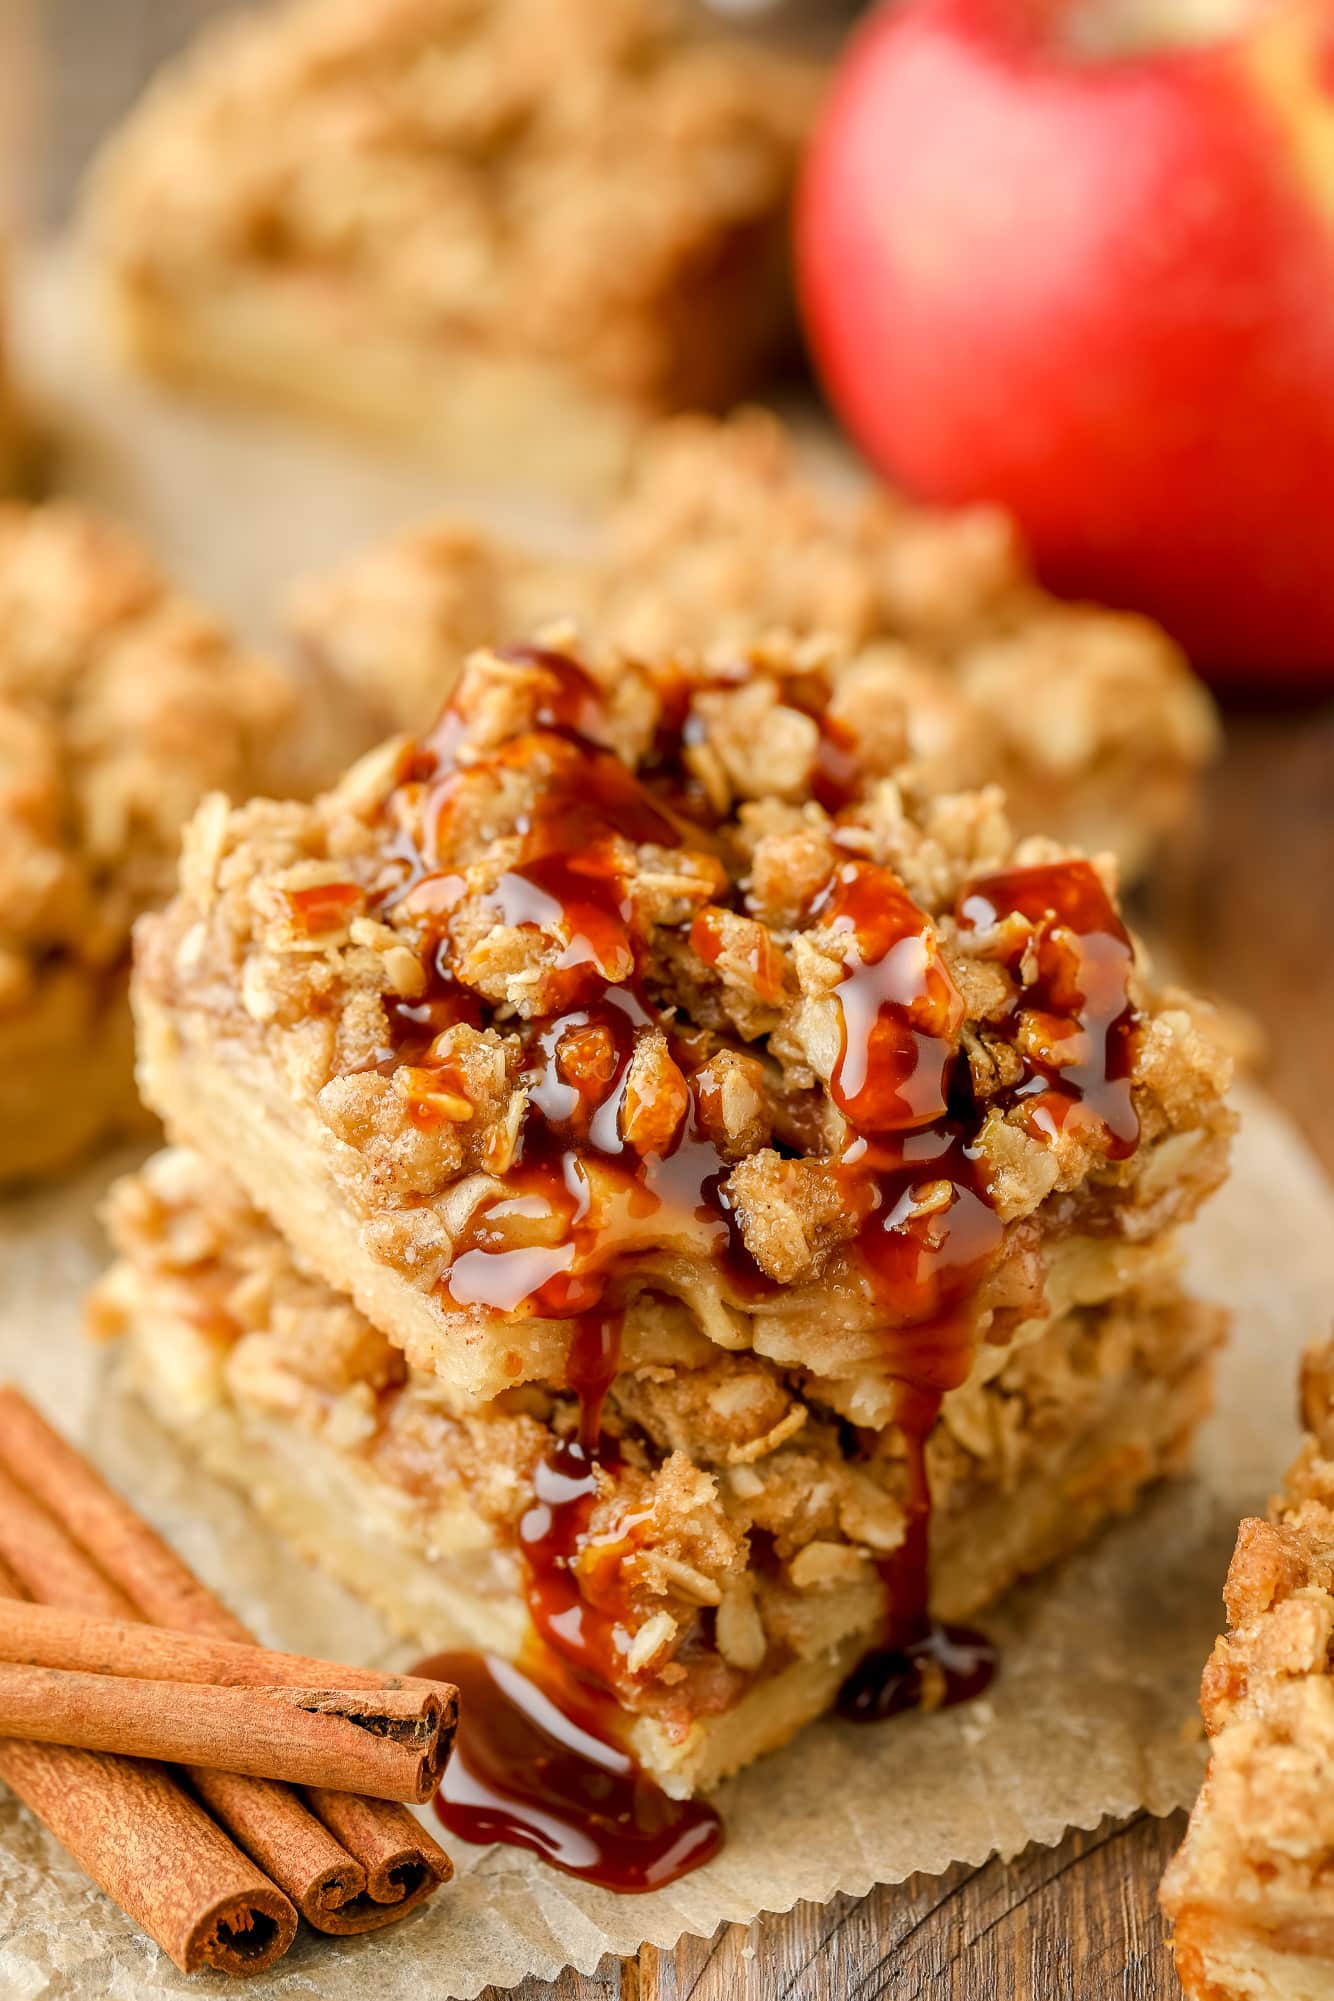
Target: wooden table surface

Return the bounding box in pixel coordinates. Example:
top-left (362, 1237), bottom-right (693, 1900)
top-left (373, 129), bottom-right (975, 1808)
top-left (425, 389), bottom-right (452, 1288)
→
top-left (19, 6), bottom-right (1334, 1995)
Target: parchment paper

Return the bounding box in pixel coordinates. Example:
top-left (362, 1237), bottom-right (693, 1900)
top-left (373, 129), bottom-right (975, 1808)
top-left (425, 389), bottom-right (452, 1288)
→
top-left (0, 1087), bottom-right (1327, 1998)
top-left (3, 252), bottom-right (1331, 1997)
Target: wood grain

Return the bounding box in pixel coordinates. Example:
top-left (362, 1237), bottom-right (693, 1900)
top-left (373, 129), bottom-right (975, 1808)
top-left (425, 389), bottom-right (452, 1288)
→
top-left (472, 1812), bottom-right (1189, 2000)
top-left (19, 6), bottom-right (1334, 1995)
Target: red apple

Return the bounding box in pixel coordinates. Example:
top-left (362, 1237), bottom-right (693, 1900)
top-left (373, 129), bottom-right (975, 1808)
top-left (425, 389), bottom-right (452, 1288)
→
top-left (797, 0), bottom-right (1334, 686)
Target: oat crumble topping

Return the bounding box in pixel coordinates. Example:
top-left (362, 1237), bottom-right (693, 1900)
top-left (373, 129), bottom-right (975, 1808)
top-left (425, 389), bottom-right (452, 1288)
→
top-left (136, 634), bottom-right (1233, 1389)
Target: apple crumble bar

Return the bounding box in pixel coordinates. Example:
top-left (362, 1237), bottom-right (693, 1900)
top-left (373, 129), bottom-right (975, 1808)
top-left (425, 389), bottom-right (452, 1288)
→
top-left (0, 504), bottom-right (297, 1180)
top-left (132, 636), bottom-right (1233, 1406)
top-left (1162, 1333), bottom-right (1334, 2001)
top-left (93, 1144), bottom-right (1224, 1796)
top-left (121, 632), bottom-right (1234, 1781)
top-left (84, 0), bottom-right (821, 496)
top-left (285, 412), bottom-right (1219, 876)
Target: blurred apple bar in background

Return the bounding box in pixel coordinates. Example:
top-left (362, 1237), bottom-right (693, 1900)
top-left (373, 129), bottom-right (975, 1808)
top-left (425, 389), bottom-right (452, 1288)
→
top-left (1162, 1331), bottom-right (1334, 2001)
top-left (0, 505), bottom-right (309, 1183)
top-left (82, 0), bottom-right (822, 499)
top-left (285, 410), bottom-right (1220, 881)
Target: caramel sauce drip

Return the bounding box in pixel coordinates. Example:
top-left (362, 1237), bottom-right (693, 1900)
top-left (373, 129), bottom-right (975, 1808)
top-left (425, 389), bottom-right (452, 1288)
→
top-left (420, 1649), bottom-right (722, 1893)
top-left (956, 859), bottom-right (1140, 1159)
top-left (830, 859), bottom-right (1140, 1717)
top-left (438, 985), bottom-right (739, 1320)
top-left (426, 1311), bottom-right (726, 1890)
top-left (809, 712), bottom-right (864, 815)
top-left (516, 1310), bottom-right (644, 1683)
top-left (802, 852), bottom-right (998, 1710)
top-left (813, 858), bottom-right (966, 1133)
top-left (363, 654), bottom-right (1146, 1801)
top-left (837, 1620), bottom-right (998, 1724)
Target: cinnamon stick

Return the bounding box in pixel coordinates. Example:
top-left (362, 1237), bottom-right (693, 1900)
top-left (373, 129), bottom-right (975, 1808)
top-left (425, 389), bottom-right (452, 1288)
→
top-left (0, 1562), bottom-right (297, 1973)
top-left (0, 1661), bottom-right (450, 1800)
top-left (0, 1449), bottom-right (363, 1918)
top-left (0, 1387), bottom-right (452, 1928)
top-left (306, 1788), bottom-right (449, 1913)
top-left (0, 1396), bottom-right (241, 1637)
top-left (0, 1739), bottom-right (298, 1975)
top-left (185, 1769), bottom-right (369, 1926)
top-left (0, 1597), bottom-right (455, 1709)
top-left (0, 1464), bottom-right (130, 1619)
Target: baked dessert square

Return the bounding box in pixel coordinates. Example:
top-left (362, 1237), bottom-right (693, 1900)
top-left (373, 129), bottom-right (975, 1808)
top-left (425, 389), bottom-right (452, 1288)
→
top-left (284, 411), bottom-right (1220, 878)
top-left (0, 504), bottom-right (299, 1181)
top-left (84, 0), bottom-right (822, 497)
top-left (132, 635), bottom-right (1234, 1408)
top-left (93, 1143), bottom-right (1225, 1796)
top-left (125, 632), bottom-right (1234, 1785)
top-left (1161, 1333), bottom-right (1334, 2001)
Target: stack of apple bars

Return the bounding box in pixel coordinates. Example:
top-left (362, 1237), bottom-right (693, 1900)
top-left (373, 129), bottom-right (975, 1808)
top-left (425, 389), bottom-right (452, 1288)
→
top-left (93, 635), bottom-right (1234, 1794)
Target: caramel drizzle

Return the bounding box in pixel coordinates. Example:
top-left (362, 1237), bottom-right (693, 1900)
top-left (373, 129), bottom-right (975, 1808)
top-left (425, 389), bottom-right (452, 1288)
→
top-left (422, 1645), bottom-right (723, 1892)
top-left (360, 652), bottom-right (1141, 1714)
top-left (956, 861), bottom-right (1140, 1160)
